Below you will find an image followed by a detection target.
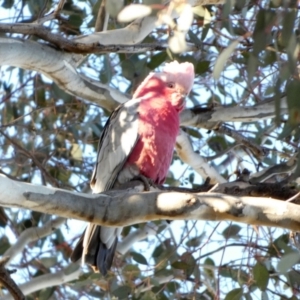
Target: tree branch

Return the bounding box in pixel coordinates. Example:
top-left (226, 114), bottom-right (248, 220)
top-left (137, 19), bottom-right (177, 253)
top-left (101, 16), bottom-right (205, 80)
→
top-left (175, 129), bottom-right (226, 184)
top-left (0, 24), bottom-right (170, 54)
top-left (0, 37), bottom-right (289, 119)
top-left (75, 0), bottom-right (225, 45)
top-left (180, 97), bottom-right (288, 128)
top-left (0, 257), bottom-right (25, 300)
top-left (3, 218), bottom-right (66, 266)
top-left (216, 125), bottom-right (269, 160)
top-left (1, 175), bottom-right (300, 232)
top-left (1, 263), bottom-right (81, 300)
top-left (0, 38), bottom-right (126, 111)
top-left (249, 157), bottom-right (297, 183)
top-left (117, 222), bottom-right (169, 255)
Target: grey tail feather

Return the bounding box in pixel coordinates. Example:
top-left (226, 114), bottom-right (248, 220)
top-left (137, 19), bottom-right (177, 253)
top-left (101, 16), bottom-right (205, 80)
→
top-left (70, 232), bottom-right (84, 263)
top-left (97, 237), bottom-right (118, 276)
top-left (70, 226), bottom-right (118, 276)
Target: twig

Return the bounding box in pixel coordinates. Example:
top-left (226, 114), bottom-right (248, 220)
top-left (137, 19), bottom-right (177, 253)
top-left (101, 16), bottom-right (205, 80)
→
top-left (217, 124), bottom-right (269, 160)
top-left (0, 23), bottom-right (171, 53)
top-left (36, 0), bottom-right (66, 24)
top-left (0, 129), bottom-right (59, 187)
top-left (0, 263), bottom-right (81, 300)
top-left (94, 0), bottom-right (107, 32)
top-left (54, 0), bottom-right (66, 15)
top-left (0, 256), bottom-right (25, 300)
top-left (286, 191), bottom-right (300, 203)
top-left (250, 158), bottom-right (297, 184)
top-left (4, 217), bottom-right (65, 265)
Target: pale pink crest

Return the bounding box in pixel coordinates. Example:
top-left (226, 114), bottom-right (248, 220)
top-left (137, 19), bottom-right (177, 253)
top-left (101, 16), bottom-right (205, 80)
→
top-left (132, 61), bottom-right (195, 99)
top-left (132, 72), bottom-right (156, 99)
top-left (160, 60), bottom-right (195, 94)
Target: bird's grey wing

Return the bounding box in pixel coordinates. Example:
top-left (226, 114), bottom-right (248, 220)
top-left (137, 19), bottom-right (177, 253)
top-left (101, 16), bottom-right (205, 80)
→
top-left (90, 97), bottom-right (140, 193)
top-left (76, 97), bottom-right (141, 275)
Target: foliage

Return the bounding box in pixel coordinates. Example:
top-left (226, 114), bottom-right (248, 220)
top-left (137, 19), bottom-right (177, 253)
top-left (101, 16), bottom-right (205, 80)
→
top-left (0, 0), bottom-right (300, 299)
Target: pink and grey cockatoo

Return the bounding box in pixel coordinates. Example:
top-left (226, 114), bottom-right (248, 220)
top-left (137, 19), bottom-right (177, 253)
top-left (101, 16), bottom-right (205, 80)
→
top-left (71, 61), bottom-right (195, 275)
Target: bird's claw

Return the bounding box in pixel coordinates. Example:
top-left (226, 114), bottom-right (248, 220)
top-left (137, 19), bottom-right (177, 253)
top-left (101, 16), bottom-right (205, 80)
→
top-left (132, 175), bottom-right (155, 191)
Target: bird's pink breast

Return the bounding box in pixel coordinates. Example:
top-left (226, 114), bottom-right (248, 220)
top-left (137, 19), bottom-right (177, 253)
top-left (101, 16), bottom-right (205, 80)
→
top-left (126, 97), bottom-right (180, 184)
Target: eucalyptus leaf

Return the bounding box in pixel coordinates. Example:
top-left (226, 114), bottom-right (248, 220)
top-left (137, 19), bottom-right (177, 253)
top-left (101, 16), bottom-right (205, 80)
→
top-left (213, 39), bottom-right (240, 80)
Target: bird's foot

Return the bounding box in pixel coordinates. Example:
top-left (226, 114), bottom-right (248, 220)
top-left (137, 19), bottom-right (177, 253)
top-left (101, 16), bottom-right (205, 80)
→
top-left (132, 175), bottom-right (156, 191)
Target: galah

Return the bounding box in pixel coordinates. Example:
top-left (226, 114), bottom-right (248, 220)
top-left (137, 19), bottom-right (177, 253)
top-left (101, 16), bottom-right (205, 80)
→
top-left (71, 61), bottom-right (195, 275)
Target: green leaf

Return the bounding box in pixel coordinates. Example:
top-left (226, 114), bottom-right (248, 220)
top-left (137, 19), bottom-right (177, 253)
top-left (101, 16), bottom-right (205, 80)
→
top-left (268, 233), bottom-right (290, 255)
top-left (40, 257), bottom-right (58, 268)
top-left (201, 23), bottom-right (210, 41)
top-left (224, 288), bottom-right (243, 300)
top-left (167, 281), bottom-right (180, 293)
top-left (193, 5), bottom-right (207, 18)
top-left (51, 82), bottom-right (73, 103)
top-left (286, 270), bottom-right (300, 291)
top-left (2, 0), bottom-right (14, 9)
top-left (64, 263), bottom-right (80, 275)
top-left (281, 10), bottom-right (297, 47)
top-left (253, 9), bottom-right (276, 56)
top-left (0, 208), bottom-right (8, 227)
top-left (141, 291), bottom-right (157, 300)
top-left (185, 233), bottom-right (204, 247)
top-left (122, 264), bottom-right (141, 277)
top-left (181, 252), bottom-right (196, 277)
top-left (189, 172), bottom-right (195, 184)
top-left (261, 51), bottom-right (277, 67)
top-left (208, 135), bottom-right (229, 153)
top-left (270, 0), bottom-right (281, 7)
top-left (222, 224), bottom-right (241, 239)
top-left (148, 52), bottom-right (168, 70)
top-left (121, 59), bottom-right (136, 81)
top-left (186, 127), bottom-right (203, 139)
top-left (220, 266), bottom-right (249, 284)
top-left (38, 287), bottom-right (55, 300)
top-left (286, 79), bottom-right (300, 124)
top-left (131, 252), bottom-right (148, 265)
top-left (277, 252), bottom-right (300, 273)
top-left (100, 55), bottom-right (113, 83)
top-left (213, 39), bottom-right (240, 80)
top-left (112, 285), bottom-right (131, 298)
top-left (247, 54), bottom-right (258, 83)
top-left (69, 14), bottom-right (83, 29)
top-left (171, 261), bottom-right (189, 270)
top-left (243, 293), bottom-right (253, 300)
top-left (253, 262), bottom-right (269, 291)
top-left (196, 61), bottom-right (210, 75)
top-left (222, 0), bottom-right (234, 20)
top-left (27, 0), bottom-right (48, 16)
top-left (154, 269), bottom-right (173, 278)
top-left (204, 257), bottom-right (215, 266)
top-left (70, 143), bottom-right (83, 161)
top-left (204, 257), bottom-right (215, 279)
top-left (278, 123), bottom-right (298, 140)
top-left (0, 236), bottom-right (10, 255)
top-left (106, 0), bottom-right (124, 17)
top-left (188, 30), bottom-right (202, 47)
top-left (152, 244), bottom-right (164, 258)
top-left (234, 0), bottom-right (246, 12)
top-left (149, 277), bottom-right (161, 287)
top-left (261, 291), bottom-right (269, 300)
top-left (19, 218), bottom-right (33, 229)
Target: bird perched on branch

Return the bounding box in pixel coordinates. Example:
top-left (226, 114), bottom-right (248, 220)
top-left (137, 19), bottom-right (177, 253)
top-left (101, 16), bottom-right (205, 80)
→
top-left (71, 61), bottom-right (195, 275)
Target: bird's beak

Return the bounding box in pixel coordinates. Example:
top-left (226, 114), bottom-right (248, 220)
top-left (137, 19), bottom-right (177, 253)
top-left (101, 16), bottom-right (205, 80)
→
top-left (180, 90), bottom-right (188, 102)
top-left (178, 91), bottom-right (187, 111)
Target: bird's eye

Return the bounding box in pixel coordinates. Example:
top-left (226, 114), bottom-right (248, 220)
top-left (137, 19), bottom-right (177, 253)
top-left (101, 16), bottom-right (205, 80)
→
top-left (167, 82), bottom-right (175, 88)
